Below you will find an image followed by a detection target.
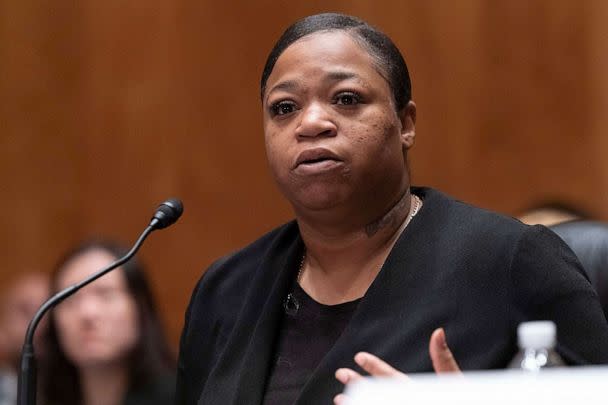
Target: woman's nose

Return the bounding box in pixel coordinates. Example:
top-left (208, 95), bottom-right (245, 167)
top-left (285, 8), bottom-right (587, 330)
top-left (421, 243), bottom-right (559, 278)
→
top-left (76, 294), bottom-right (102, 320)
top-left (295, 102), bottom-right (337, 139)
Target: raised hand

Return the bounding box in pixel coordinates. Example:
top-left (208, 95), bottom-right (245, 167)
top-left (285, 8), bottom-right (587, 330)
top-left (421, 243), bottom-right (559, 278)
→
top-left (334, 328), bottom-right (461, 405)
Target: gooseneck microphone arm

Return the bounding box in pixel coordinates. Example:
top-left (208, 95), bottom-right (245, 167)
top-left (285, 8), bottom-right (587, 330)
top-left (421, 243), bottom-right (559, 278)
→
top-left (17, 198), bottom-right (183, 405)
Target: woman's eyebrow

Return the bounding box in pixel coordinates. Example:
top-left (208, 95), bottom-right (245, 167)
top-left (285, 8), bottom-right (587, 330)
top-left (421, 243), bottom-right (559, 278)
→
top-left (325, 70), bottom-right (369, 88)
top-left (267, 79), bottom-right (301, 100)
top-left (266, 71), bottom-right (365, 102)
top-left (325, 70), bottom-right (359, 82)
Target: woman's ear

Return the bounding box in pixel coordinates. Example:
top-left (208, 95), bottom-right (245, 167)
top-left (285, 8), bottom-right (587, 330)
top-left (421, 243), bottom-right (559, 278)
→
top-left (399, 101), bottom-right (416, 150)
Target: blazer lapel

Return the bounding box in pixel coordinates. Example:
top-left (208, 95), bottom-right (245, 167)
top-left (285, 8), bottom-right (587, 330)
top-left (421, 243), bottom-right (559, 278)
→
top-left (198, 225), bottom-right (304, 405)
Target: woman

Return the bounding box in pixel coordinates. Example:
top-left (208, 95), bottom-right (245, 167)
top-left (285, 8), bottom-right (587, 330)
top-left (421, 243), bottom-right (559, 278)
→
top-left (176, 13), bottom-right (608, 405)
top-left (41, 239), bottom-right (175, 405)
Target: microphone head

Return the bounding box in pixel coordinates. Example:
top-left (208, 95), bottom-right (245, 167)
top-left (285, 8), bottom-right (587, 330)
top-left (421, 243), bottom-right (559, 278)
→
top-left (150, 198), bottom-right (183, 229)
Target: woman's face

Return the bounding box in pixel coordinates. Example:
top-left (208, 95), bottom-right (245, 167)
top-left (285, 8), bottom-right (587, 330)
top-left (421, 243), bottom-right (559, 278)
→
top-left (263, 31), bottom-right (415, 221)
top-left (54, 249), bottom-right (139, 369)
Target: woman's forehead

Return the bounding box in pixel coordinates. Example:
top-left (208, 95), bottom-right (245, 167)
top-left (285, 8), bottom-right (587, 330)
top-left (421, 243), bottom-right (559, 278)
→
top-left (58, 249), bottom-right (125, 286)
top-left (274, 31), bottom-right (371, 69)
top-left (265, 31), bottom-right (382, 95)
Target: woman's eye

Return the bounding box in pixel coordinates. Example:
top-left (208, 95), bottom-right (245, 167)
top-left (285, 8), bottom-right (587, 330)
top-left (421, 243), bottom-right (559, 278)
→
top-left (270, 101), bottom-right (297, 116)
top-left (335, 92), bottom-right (361, 106)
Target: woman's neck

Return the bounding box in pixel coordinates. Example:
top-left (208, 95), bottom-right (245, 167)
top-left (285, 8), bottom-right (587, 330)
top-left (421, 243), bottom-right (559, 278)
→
top-left (297, 189), bottom-right (420, 305)
top-left (80, 362), bottom-right (129, 405)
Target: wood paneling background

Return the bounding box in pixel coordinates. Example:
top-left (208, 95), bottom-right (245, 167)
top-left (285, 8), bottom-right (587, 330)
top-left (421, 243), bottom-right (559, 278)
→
top-left (1, 1), bottom-right (607, 346)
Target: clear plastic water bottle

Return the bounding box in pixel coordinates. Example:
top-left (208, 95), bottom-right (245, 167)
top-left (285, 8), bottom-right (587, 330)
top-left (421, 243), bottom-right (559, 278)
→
top-left (508, 321), bottom-right (565, 370)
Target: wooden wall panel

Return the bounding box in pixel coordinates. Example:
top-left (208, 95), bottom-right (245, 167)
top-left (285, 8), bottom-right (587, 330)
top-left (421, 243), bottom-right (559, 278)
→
top-left (588, 1), bottom-right (608, 201)
top-left (2, 1), bottom-right (607, 346)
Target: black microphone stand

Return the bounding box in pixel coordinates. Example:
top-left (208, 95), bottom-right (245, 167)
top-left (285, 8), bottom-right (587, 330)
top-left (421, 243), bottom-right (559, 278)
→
top-left (17, 198), bottom-right (182, 405)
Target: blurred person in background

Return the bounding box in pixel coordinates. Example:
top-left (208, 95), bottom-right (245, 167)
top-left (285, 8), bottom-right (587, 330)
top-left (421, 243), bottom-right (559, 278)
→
top-left (0, 273), bottom-right (49, 405)
top-left (517, 200), bottom-right (590, 226)
top-left (40, 239), bottom-right (175, 405)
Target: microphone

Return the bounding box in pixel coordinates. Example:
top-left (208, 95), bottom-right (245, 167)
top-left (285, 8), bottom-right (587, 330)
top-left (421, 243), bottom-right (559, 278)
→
top-left (17, 198), bottom-right (183, 405)
top-left (150, 198), bottom-right (183, 229)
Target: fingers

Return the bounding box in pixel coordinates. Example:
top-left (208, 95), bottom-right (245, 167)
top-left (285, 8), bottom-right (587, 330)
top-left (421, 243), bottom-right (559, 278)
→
top-left (334, 369), bottom-right (362, 405)
top-left (429, 327), bottom-right (461, 373)
top-left (333, 393), bottom-right (347, 405)
top-left (335, 367), bottom-right (363, 386)
top-left (354, 352), bottom-right (408, 380)
top-left (335, 355), bottom-right (405, 405)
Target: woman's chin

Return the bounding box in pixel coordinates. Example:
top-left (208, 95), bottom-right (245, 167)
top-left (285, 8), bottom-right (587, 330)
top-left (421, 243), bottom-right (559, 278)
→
top-left (68, 345), bottom-right (128, 368)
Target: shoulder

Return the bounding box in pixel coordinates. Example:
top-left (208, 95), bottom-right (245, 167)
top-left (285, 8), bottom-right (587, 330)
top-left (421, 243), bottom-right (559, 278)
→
top-left (413, 186), bottom-right (530, 250)
top-left (415, 187), bottom-right (522, 227)
top-left (413, 187), bottom-right (608, 364)
top-left (181, 220), bottom-right (300, 331)
top-left (193, 220), bottom-right (300, 297)
top-left (507, 224), bottom-right (608, 363)
top-left (408, 187), bottom-right (594, 294)
top-left (175, 221), bottom-right (301, 402)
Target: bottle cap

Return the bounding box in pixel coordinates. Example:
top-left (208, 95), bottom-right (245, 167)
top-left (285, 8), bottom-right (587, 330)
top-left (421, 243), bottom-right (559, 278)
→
top-left (517, 321), bottom-right (557, 349)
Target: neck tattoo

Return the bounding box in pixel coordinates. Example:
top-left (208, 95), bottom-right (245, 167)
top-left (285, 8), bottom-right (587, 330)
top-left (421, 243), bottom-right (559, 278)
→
top-left (296, 193), bottom-right (422, 284)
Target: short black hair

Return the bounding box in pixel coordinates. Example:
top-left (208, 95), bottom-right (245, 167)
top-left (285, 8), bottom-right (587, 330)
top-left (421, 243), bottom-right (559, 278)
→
top-left (260, 13), bottom-right (412, 112)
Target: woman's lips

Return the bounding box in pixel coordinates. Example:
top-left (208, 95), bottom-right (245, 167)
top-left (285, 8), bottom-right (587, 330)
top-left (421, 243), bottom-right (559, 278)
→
top-left (293, 148), bottom-right (344, 175)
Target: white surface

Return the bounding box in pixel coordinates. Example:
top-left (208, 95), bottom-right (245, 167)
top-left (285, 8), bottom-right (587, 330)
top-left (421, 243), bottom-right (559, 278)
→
top-left (344, 367), bottom-right (608, 405)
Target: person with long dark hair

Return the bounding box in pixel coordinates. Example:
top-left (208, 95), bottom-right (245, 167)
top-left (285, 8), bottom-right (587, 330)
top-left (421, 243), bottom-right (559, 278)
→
top-left (40, 239), bottom-right (175, 405)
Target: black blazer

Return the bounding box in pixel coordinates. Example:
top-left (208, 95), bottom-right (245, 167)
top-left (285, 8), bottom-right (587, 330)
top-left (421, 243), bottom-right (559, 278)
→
top-left (176, 187), bottom-right (608, 405)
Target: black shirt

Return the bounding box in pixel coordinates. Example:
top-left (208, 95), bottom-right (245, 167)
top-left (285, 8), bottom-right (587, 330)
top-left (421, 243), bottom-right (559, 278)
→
top-left (263, 283), bottom-right (361, 405)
